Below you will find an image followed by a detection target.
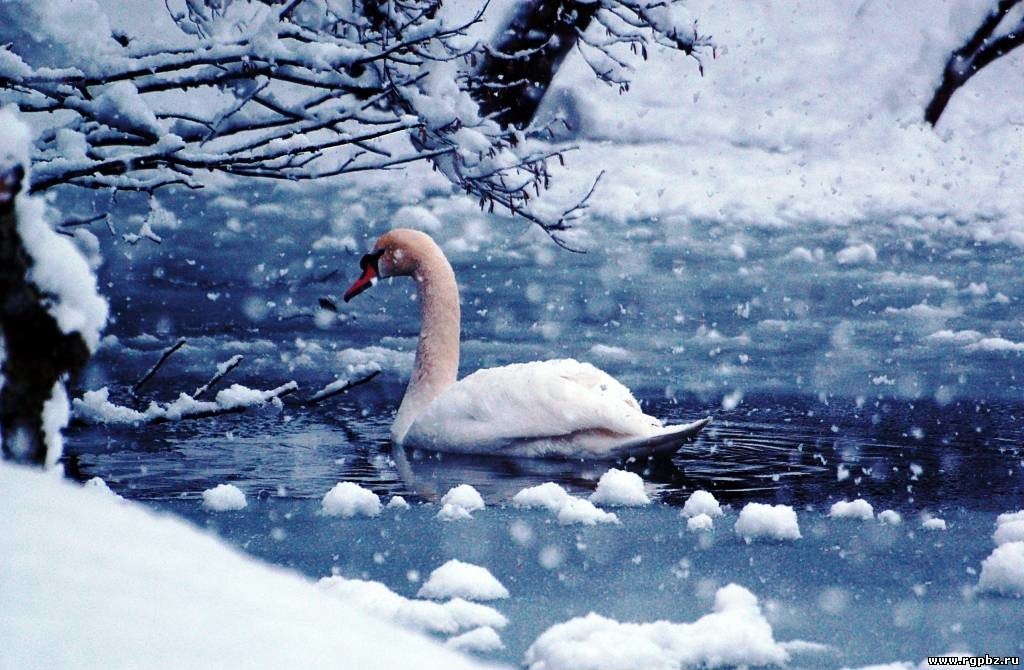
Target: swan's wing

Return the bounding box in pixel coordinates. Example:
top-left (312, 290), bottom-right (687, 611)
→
top-left (403, 359), bottom-right (661, 451)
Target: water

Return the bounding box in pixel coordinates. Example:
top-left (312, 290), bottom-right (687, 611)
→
top-left (58, 180), bottom-right (1024, 668)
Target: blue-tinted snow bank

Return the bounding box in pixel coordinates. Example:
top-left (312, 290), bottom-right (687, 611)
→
top-left (0, 463), bottom-right (488, 670)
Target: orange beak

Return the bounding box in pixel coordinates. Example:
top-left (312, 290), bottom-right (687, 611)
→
top-left (344, 252), bottom-right (381, 302)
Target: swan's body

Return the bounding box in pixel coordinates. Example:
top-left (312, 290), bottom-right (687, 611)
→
top-left (344, 229), bottom-right (709, 459)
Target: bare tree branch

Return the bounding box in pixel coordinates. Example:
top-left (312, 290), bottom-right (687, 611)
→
top-left (925, 0), bottom-right (1024, 125)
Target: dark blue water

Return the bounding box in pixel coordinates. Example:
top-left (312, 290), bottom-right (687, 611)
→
top-left (57, 181), bottom-right (1024, 668)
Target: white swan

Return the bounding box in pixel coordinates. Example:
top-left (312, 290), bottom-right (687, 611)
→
top-left (344, 229), bottom-right (710, 459)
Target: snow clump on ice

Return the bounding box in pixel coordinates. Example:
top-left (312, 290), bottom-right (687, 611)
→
top-left (417, 560), bottom-right (509, 601)
top-left (444, 626), bottom-right (505, 653)
top-left (512, 482), bottom-right (619, 525)
top-left (681, 490), bottom-right (723, 518)
top-left (202, 483), bottom-right (247, 511)
top-left (589, 469), bottom-right (650, 506)
top-left (734, 503), bottom-right (801, 542)
top-left (513, 482), bottom-right (573, 512)
top-left (921, 517), bottom-right (947, 531)
top-left (977, 541), bottom-right (1024, 597)
top-left (994, 512), bottom-right (1024, 546)
top-left (387, 496), bottom-right (410, 510)
top-left (878, 509), bottom-right (903, 525)
top-left (829, 499), bottom-right (874, 521)
top-left (687, 513), bottom-right (714, 532)
top-left (321, 482), bottom-right (381, 518)
top-left (318, 575), bottom-right (507, 634)
top-left (436, 484), bottom-right (485, 521)
top-left (524, 583), bottom-right (797, 670)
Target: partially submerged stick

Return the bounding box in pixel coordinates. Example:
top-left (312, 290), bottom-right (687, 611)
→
top-left (193, 354), bottom-right (244, 399)
top-left (132, 337), bottom-right (186, 394)
top-left (300, 370), bottom-right (381, 406)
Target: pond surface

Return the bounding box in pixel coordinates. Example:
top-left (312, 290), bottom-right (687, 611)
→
top-left (59, 179), bottom-right (1024, 668)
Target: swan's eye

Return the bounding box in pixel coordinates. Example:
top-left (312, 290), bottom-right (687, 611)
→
top-left (359, 250), bottom-right (383, 272)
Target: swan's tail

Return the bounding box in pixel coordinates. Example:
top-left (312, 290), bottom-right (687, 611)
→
top-left (605, 417), bottom-right (712, 460)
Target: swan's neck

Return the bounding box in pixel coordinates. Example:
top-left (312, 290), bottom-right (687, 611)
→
top-left (392, 251), bottom-right (460, 443)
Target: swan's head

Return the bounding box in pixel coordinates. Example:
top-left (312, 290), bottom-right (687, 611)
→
top-left (343, 228), bottom-right (439, 302)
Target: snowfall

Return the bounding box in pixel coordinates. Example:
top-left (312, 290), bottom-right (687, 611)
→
top-left (2, 0), bottom-right (1024, 669)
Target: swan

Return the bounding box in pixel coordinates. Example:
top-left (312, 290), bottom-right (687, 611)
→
top-left (343, 228), bottom-right (710, 459)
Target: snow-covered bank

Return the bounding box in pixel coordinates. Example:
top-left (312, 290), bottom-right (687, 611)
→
top-left (0, 463), bottom-right (487, 670)
top-left (541, 0), bottom-right (1024, 249)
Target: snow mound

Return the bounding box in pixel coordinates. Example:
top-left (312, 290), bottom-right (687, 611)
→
top-left (0, 463), bottom-right (479, 670)
top-left (830, 499), bottom-right (874, 521)
top-left (202, 483), bottom-right (247, 511)
top-left (922, 518), bottom-right (947, 531)
top-left (513, 482), bottom-right (573, 512)
top-left (317, 576), bottom-right (507, 635)
top-left (512, 483), bottom-right (619, 525)
top-left (681, 490), bottom-right (723, 518)
top-left (687, 513), bottom-right (714, 532)
top-left (417, 560), bottom-right (509, 601)
top-left (83, 476), bottom-right (123, 501)
top-left (445, 626), bottom-right (505, 654)
top-left (996, 510), bottom-right (1024, 525)
top-left (735, 503), bottom-right (801, 542)
top-left (977, 541), bottom-right (1024, 597)
top-left (524, 584), bottom-right (795, 670)
top-left (993, 520), bottom-right (1024, 546)
top-left (387, 496), bottom-right (411, 510)
top-left (556, 498), bottom-right (620, 526)
top-left (321, 482), bottom-right (381, 518)
top-left (878, 510), bottom-right (903, 525)
top-left (437, 484), bottom-right (485, 521)
top-left (589, 469), bottom-right (650, 507)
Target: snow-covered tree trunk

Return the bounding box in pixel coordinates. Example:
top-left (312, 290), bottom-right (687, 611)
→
top-left (925, 0), bottom-right (1024, 126)
top-left (471, 1), bottom-right (600, 128)
top-left (0, 109), bottom-right (107, 468)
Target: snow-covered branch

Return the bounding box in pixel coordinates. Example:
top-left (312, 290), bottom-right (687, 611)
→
top-left (0, 0), bottom-right (711, 245)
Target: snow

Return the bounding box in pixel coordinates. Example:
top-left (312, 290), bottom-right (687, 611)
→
top-left (202, 483), bottom-right (247, 512)
top-left (830, 499), bottom-right (875, 521)
top-left (681, 490), bottom-right (723, 518)
top-left (878, 510), bottom-right (903, 526)
top-left (734, 503), bottom-right (802, 542)
top-left (72, 382), bottom-right (298, 424)
top-left (589, 469), bottom-right (650, 507)
top-left (996, 510), bottom-right (1024, 525)
top-left (321, 482), bottom-right (382, 518)
top-left (835, 243), bottom-right (878, 266)
top-left (40, 381), bottom-right (69, 469)
top-left (387, 496), bottom-right (411, 510)
top-left (317, 576), bottom-right (507, 635)
top-left (523, 584), bottom-right (796, 670)
top-left (977, 541), bottom-right (1024, 597)
top-left (922, 518), bottom-right (947, 531)
top-left (445, 626), bottom-right (505, 654)
top-left (1, 107), bottom-right (108, 352)
top-left (512, 483), bottom-right (619, 525)
top-left (437, 484), bottom-right (486, 521)
top-left (556, 498), bottom-right (620, 526)
top-left (513, 482), bottom-right (573, 512)
top-left (83, 476), bottom-right (123, 501)
top-left (417, 560), bottom-right (509, 601)
top-left (687, 513), bottom-right (714, 532)
top-left (993, 519), bottom-right (1024, 546)
top-left (0, 462), bottom-right (481, 670)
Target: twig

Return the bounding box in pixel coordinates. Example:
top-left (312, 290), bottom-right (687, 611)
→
top-left (298, 369), bottom-right (380, 406)
top-left (149, 384), bottom-right (298, 423)
top-left (132, 337), bottom-right (186, 394)
top-left (193, 354), bottom-right (244, 399)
